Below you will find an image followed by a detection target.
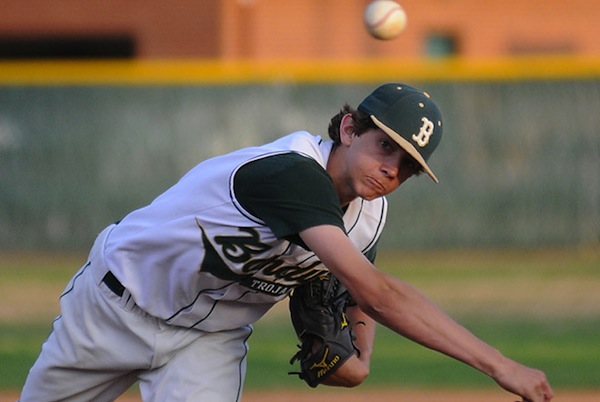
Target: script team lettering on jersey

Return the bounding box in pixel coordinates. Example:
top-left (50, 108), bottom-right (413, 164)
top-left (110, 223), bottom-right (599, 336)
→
top-left (196, 218), bottom-right (326, 296)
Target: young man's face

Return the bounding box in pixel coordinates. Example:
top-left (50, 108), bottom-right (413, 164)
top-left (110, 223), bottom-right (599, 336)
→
top-left (343, 128), bottom-right (422, 201)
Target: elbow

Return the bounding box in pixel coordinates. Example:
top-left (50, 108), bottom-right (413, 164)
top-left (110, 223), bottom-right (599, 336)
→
top-left (354, 293), bottom-right (389, 324)
top-left (325, 365), bottom-right (369, 388)
top-left (322, 356), bottom-right (370, 388)
top-left (343, 364), bottom-right (370, 388)
top-left (350, 274), bottom-right (394, 322)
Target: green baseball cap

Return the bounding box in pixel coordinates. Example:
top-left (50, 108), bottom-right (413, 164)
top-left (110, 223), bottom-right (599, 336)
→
top-left (358, 83), bottom-right (443, 183)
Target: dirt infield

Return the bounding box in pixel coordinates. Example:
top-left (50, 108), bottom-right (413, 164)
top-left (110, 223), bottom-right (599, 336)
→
top-left (3, 389), bottom-right (599, 402)
top-left (241, 389), bottom-right (600, 402)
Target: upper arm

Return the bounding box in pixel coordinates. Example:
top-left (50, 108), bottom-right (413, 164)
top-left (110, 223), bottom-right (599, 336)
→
top-left (233, 153), bottom-right (345, 241)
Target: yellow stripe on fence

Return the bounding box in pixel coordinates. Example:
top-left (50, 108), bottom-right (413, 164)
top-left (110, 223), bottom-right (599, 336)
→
top-left (1, 56), bottom-right (600, 85)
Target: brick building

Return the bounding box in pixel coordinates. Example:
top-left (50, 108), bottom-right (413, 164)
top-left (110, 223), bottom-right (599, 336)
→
top-left (1, 0), bottom-right (599, 60)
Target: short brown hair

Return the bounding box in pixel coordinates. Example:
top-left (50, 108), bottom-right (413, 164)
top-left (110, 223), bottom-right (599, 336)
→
top-left (327, 103), bottom-right (377, 144)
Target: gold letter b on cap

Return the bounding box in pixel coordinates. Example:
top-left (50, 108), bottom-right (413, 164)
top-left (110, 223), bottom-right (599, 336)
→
top-left (412, 117), bottom-right (435, 147)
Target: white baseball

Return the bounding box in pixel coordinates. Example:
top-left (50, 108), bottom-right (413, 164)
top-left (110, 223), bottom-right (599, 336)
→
top-left (364, 0), bottom-right (407, 40)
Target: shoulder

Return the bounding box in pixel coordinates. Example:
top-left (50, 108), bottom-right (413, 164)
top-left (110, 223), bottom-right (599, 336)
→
top-left (234, 131), bottom-right (333, 185)
top-left (235, 151), bottom-right (329, 186)
top-left (266, 131), bottom-right (333, 167)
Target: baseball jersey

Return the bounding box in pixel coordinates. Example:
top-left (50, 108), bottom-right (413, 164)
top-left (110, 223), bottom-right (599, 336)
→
top-left (103, 131), bottom-right (388, 332)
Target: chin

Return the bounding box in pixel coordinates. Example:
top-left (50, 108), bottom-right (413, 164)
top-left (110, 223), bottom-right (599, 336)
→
top-left (361, 194), bottom-right (381, 201)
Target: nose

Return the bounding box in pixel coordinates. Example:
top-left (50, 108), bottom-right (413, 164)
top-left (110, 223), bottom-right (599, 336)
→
top-left (381, 156), bottom-right (399, 178)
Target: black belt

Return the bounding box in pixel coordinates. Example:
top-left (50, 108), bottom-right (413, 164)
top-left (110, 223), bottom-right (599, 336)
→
top-left (102, 271), bottom-right (125, 297)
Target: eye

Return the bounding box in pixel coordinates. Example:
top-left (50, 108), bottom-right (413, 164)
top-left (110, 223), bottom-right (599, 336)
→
top-left (379, 139), bottom-right (393, 150)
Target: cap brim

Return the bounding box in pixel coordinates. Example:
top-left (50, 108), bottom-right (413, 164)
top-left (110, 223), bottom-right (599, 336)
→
top-left (370, 115), bottom-right (439, 183)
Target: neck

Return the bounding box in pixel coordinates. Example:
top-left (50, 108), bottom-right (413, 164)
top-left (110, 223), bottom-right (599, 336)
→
top-left (326, 145), bottom-right (357, 208)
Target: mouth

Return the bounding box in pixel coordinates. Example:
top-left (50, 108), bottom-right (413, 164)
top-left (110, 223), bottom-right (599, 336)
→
top-left (367, 176), bottom-right (385, 193)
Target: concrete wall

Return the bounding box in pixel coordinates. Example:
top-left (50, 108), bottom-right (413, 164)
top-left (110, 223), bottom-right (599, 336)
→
top-left (1, 80), bottom-right (598, 250)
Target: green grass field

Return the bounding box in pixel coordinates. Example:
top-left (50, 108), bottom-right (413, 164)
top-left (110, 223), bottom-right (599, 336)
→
top-left (1, 247), bottom-right (599, 391)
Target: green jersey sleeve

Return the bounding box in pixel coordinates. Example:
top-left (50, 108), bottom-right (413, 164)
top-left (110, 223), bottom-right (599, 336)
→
top-left (232, 152), bottom-right (345, 241)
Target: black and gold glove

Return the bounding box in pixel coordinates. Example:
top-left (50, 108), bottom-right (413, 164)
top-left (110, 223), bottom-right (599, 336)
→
top-left (288, 272), bottom-right (361, 387)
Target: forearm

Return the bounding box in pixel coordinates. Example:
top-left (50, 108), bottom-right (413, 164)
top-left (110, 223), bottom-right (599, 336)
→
top-left (301, 225), bottom-right (553, 400)
top-left (302, 226), bottom-right (504, 376)
top-left (365, 273), bottom-right (507, 377)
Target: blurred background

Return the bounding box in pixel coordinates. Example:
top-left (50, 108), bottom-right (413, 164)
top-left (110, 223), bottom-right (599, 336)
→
top-left (0, 0), bottom-right (599, 251)
top-left (0, 0), bottom-right (599, 397)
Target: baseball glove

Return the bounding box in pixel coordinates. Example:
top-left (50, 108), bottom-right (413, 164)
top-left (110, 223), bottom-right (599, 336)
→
top-left (288, 272), bottom-right (361, 387)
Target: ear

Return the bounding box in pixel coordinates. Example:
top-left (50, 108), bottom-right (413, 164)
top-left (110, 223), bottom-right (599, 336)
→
top-left (339, 114), bottom-right (355, 146)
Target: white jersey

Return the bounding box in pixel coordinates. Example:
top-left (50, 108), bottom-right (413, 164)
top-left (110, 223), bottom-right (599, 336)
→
top-left (103, 131), bottom-right (388, 332)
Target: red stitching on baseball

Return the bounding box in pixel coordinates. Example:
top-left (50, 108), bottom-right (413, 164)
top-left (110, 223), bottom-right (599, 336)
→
top-left (372, 7), bottom-right (402, 29)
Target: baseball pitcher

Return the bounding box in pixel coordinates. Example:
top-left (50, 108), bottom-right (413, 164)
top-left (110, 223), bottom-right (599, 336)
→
top-left (20, 83), bottom-right (553, 402)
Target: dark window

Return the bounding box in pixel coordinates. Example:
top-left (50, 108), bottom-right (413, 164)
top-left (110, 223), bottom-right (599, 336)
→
top-left (0, 35), bottom-right (135, 59)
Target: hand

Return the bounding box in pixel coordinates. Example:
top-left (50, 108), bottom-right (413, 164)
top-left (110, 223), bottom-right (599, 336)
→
top-left (493, 359), bottom-right (553, 402)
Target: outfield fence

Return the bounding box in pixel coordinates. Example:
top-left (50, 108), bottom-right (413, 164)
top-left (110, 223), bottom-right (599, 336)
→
top-left (0, 59), bottom-right (599, 250)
